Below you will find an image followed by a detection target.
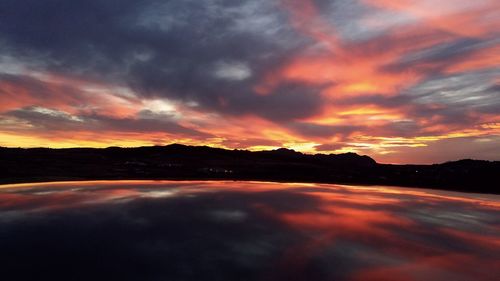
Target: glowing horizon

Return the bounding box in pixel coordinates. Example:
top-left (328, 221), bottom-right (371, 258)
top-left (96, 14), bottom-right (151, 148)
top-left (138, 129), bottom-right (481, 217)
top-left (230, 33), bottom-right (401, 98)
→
top-left (0, 0), bottom-right (499, 164)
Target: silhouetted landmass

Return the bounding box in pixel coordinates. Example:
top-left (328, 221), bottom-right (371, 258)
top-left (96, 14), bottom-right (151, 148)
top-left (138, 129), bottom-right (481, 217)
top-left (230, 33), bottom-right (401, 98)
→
top-left (0, 144), bottom-right (498, 193)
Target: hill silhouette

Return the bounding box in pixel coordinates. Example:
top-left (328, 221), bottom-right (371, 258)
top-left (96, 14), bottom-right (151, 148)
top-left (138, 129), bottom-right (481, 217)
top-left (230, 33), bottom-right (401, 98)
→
top-left (0, 144), bottom-right (498, 193)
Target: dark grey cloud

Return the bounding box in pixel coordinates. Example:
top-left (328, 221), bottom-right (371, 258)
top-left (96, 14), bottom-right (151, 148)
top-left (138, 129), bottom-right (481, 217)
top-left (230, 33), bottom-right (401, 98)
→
top-left (0, 0), bottom-right (324, 123)
top-left (221, 83), bottom-right (327, 121)
top-left (90, 112), bottom-right (213, 138)
top-left (403, 71), bottom-right (500, 122)
top-left (380, 38), bottom-right (493, 74)
top-left (374, 120), bottom-right (423, 138)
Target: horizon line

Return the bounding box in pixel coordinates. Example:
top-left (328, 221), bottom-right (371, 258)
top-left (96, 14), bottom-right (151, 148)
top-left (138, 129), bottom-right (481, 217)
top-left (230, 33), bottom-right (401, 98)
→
top-left (1, 143), bottom-right (496, 166)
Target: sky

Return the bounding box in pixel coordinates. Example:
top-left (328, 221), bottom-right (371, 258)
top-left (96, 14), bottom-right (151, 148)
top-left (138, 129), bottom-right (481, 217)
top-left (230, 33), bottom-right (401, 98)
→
top-left (0, 0), bottom-right (498, 164)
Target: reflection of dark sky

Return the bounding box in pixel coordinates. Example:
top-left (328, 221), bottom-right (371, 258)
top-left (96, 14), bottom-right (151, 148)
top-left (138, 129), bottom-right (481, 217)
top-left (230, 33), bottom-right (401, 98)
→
top-left (1, 181), bottom-right (499, 281)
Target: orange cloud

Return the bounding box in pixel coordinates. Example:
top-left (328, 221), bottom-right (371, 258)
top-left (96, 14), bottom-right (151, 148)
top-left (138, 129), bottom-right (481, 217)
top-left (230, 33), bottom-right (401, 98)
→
top-left (363, 0), bottom-right (500, 37)
top-left (0, 73), bottom-right (141, 118)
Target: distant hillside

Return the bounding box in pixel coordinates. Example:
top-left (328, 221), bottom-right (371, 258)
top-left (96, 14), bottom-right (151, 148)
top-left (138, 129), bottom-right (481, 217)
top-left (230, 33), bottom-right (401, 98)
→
top-left (0, 144), bottom-right (498, 193)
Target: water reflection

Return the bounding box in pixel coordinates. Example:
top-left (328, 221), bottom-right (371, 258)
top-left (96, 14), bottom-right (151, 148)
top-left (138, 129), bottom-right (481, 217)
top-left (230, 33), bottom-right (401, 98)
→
top-left (1, 181), bottom-right (499, 281)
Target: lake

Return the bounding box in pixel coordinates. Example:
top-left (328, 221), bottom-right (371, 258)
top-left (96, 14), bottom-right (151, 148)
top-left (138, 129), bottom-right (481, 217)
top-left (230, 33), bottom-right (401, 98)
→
top-left (1, 180), bottom-right (499, 281)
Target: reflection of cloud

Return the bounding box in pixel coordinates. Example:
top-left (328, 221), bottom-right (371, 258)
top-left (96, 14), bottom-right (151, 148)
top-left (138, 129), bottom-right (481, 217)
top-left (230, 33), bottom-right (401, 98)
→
top-left (1, 181), bottom-right (499, 280)
top-left (210, 210), bottom-right (248, 222)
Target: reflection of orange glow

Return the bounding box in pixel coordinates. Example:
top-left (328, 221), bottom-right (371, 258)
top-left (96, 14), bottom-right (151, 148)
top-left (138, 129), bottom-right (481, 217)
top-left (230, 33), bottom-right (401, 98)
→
top-left (274, 188), bottom-right (418, 244)
top-left (264, 182), bottom-right (500, 280)
top-left (1, 180), bottom-right (499, 280)
top-left (351, 253), bottom-right (498, 281)
top-left (441, 228), bottom-right (500, 248)
top-left (281, 206), bottom-right (415, 239)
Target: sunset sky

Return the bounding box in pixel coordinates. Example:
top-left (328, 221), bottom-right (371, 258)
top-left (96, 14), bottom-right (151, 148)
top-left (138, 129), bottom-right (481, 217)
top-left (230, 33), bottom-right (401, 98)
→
top-left (0, 0), bottom-right (499, 164)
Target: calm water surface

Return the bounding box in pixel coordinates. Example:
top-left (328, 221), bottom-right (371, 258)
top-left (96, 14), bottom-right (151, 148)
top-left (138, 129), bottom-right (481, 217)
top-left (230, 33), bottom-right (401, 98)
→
top-left (1, 180), bottom-right (499, 281)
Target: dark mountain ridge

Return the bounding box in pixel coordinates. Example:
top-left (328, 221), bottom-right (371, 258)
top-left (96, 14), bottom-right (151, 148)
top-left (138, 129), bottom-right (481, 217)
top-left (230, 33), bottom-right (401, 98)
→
top-left (0, 144), bottom-right (498, 194)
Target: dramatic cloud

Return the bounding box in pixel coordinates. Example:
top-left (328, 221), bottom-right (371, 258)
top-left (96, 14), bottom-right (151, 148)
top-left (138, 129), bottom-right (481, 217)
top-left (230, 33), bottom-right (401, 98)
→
top-left (0, 0), bottom-right (498, 163)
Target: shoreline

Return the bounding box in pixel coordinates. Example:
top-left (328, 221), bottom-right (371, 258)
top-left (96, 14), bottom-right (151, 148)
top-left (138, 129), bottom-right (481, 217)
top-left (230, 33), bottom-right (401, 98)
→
top-left (1, 177), bottom-right (498, 195)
